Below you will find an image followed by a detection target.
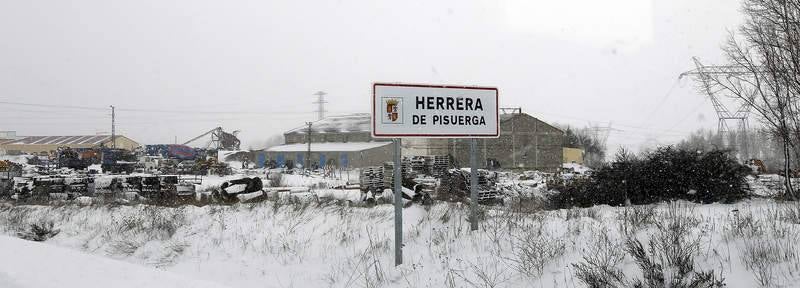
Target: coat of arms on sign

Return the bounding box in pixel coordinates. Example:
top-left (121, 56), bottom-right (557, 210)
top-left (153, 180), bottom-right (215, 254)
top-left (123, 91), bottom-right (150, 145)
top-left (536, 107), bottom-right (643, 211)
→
top-left (382, 98), bottom-right (403, 124)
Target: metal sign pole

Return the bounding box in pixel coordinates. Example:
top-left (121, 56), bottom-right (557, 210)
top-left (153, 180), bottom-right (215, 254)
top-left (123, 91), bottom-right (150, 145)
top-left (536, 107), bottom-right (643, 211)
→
top-left (394, 138), bottom-right (403, 266)
top-left (470, 138), bottom-right (478, 231)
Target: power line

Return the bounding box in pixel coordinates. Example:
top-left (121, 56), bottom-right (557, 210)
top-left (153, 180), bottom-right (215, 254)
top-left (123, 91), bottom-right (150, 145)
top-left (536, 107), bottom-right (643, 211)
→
top-left (0, 101), bottom-right (107, 111)
top-left (525, 108), bottom-right (695, 135)
top-left (641, 78), bottom-right (682, 126)
top-left (0, 100), bottom-right (331, 115)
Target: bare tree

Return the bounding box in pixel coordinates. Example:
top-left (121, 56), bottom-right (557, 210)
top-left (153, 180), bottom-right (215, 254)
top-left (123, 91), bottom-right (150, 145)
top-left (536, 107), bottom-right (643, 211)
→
top-left (690, 0), bottom-right (800, 199)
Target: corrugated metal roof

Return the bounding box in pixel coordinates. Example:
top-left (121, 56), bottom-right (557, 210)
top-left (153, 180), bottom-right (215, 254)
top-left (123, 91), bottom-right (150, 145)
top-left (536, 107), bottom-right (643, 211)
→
top-left (285, 113), bottom-right (371, 134)
top-left (4, 135), bottom-right (112, 146)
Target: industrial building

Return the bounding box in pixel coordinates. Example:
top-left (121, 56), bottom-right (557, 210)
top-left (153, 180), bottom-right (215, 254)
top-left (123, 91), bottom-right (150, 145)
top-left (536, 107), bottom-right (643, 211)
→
top-left (264, 114), bottom-right (393, 168)
top-left (265, 142), bottom-right (393, 168)
top-left (443, 110), bottom-right (564, 172)
top-left (0, 135), bottom-right (140, 155)
top-left (264, 111), bottom-right (563, 171)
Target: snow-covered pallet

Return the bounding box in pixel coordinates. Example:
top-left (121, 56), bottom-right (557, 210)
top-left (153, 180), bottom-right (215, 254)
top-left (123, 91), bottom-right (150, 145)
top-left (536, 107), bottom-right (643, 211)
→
top-left (359, 166), bottom-right (385, 191)
top-left (430, 156), bottom-right (450, 177)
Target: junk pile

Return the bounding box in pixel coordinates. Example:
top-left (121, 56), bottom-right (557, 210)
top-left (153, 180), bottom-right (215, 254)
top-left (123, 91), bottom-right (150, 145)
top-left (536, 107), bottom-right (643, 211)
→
top-left (0, 161), bottom-right (23, 197)
top-left (100, 148), bottom-right (138, 174)
top-left (358, 160), bottom-right (432, 205)
top-left (56, 147), bottom-right (92, 170)
top-left (192, 157), bottom-right (232, 176)
top-left (435, 169), bottom-right (502, 204)
top-left (216, 177), bottom-right (263, 203)
top-left (7, 174), bottom-right (199, 204)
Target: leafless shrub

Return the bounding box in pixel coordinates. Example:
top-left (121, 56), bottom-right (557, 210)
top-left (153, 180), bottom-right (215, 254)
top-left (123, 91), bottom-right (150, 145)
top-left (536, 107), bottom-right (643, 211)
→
top-left (482, 211), bottom-right (513, 248)
top-left (574, 206), bottom-right (724, 288)
top-left (17, 219), bottom-right (60, 242)
top-left (434, 204), bottom-right (452, 223)
top-left (107, 238), bottom-right (142, 256)
top-left (2, 206), bottom-right (31, 233)
top-left (102, 205), bottom-right (186, 257)
top-left (659, 201), bottom-right (701, 227)
top-left (272, 198), bottom-right (285, 214)
top-left (453, 259), bottom-right (512, 288)
top-left (504, 223), bottom-right (565, 278)
top-left (625, 237), bottom-right (724, 288)
top-left (337, 226), bottom-right (389, 288)
top-left (565, 207), bottom-right (600, 221)
top-left (740, 238), bottom-right (799, 287)
top-left (572, 229), bottom-right (626, 288)
top-left (617, 205), bottom-right (657, 236)
top-left (152, 241), bottom-right (190, 268)
top-left (724, 210), bottom-right (764, 239)
top-left (630, 204), bottom-right (723, 287)
top-left (779, 204), bottom-right (800, 224)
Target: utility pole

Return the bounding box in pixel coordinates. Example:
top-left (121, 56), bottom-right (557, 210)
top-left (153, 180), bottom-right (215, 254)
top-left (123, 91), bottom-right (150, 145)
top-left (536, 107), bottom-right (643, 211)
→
top-left (313, 91), bottom-right (327, 121)
top-left (110, 105), bottom-right (116, 148)
top-left (305, 122), bottom-right (313, 169)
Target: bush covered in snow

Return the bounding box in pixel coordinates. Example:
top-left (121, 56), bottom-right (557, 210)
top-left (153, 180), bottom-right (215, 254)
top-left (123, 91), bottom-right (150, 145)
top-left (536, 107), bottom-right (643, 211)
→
top-left (549, 147), bottom-right (750, 209)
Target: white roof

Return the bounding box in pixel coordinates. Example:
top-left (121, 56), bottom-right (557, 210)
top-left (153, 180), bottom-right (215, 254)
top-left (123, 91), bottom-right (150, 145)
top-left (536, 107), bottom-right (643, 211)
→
top-left (4, 135), bottom-right (112, 145)
top-left (266, 142), bottom-right (391, 152)
top-left (285, 113), bottom-right (370, 134)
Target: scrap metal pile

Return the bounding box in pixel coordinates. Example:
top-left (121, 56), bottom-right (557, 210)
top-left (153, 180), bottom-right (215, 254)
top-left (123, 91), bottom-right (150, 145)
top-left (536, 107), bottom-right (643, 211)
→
top-left (216, 177), bottom-right (263, 203)
top-left (0, 161), bottom-right (23, 197)
top-left (435, 169), bottom-right (502, 204)
top-left (5, 173), bottom-right (200, 204)
top-left (358, 155), bottom-right (503, 205)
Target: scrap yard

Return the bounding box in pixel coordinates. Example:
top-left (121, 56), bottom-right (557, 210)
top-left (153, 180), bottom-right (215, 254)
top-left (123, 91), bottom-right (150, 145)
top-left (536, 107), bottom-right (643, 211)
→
top-left (5, 1), bottom-right (800, 286)
top-left (0, 111), bottom-right (563, 207)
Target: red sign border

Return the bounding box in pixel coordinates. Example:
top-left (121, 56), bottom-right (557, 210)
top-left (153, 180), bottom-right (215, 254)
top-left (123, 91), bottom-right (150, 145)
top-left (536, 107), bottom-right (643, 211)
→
top-left (372, 83), bottom-right (500, 138)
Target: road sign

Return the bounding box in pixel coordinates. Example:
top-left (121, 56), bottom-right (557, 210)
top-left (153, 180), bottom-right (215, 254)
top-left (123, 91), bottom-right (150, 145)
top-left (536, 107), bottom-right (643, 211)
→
top-left (373, 83), bottom-right (499, 267)
top-left (372, 83), bottom-right (499, 138)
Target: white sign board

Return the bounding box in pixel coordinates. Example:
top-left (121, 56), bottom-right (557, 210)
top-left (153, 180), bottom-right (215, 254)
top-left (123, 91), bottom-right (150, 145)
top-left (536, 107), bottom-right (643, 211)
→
top-left (372, 83), bottom-right (499, 138)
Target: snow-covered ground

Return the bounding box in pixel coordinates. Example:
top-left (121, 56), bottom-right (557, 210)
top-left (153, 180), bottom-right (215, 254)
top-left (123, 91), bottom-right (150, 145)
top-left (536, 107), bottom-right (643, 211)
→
top-left (0, 235), bottom-right (229, 288)
top-left (1, 199), bottom-right (799, 287)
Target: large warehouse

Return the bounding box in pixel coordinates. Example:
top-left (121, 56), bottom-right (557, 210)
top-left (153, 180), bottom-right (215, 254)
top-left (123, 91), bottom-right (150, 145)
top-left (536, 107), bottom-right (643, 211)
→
top-left (264, 111), bottom-right (563, 171)
top-left (0, 135), bottom-right (140, 155)
top-left (264, 114), bottom-right (393, 168)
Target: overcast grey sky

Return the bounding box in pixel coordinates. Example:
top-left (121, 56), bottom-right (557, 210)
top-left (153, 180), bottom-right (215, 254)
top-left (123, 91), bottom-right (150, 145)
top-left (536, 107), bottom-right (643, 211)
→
top-left (0, 0), bottom-right (743, 151)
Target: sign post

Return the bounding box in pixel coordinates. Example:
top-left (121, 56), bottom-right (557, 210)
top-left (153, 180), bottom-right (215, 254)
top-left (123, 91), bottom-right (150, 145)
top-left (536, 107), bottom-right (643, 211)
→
top-left (470, 138), bottom-right (478, 231)
top-left (393, 138), bottom-right (402, 266)
top-left (372, 83), bottom-right (499, 266)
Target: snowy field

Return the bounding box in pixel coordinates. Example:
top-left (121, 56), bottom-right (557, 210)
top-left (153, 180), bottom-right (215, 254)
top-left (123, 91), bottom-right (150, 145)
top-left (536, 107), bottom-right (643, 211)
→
top-left (0, 235), bottom-right (229, 288)
top-left (1, 199), bottom-right (799, 287)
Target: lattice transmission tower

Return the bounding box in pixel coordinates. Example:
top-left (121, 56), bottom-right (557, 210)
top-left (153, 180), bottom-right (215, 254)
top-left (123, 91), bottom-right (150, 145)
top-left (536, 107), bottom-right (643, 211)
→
top-left (680, 57), bottom-right (757, 159)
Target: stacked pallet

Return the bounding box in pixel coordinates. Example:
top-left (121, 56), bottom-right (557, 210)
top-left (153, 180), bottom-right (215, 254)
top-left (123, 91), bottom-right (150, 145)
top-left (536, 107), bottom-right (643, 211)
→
top-left (430, 156), bottom-right (450, 177)
top-left (382, 161), bottom-right (411, 188)
top-left (359, 166), bottom-right (385, 192)
top-left (410, 156), bottom-right (429, 175)
top-left (435, 169), bottom-right (502, 203)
